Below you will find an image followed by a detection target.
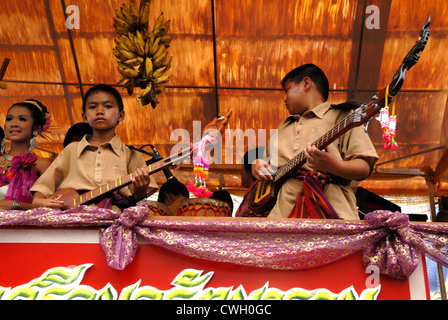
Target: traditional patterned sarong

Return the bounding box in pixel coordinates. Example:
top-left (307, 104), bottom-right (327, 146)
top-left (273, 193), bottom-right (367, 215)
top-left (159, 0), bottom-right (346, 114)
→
top-left (289, 170), bottom-right (350, 219)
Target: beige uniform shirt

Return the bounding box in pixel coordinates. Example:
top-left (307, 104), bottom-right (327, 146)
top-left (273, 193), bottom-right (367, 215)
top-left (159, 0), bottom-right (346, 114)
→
top-left (267, 102), bottom-right (378, 220)
top-left (31, 135), bottom-right (158, 200)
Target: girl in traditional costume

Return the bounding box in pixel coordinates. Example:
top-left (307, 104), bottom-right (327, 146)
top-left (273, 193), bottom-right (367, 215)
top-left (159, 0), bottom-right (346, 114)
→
top-left (0, 99), bottom-right (54, 210)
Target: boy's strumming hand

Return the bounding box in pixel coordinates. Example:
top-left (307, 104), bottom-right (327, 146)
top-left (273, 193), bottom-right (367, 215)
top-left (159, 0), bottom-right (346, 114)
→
top-left (31, 193), bottom-right (64, 209)
top-left (304, 143), bottom-right (339, 174)
top-left (304, 143), bottom-right (371, 181)
top-left (131, 168), bottom-right (152, 201)
top-left (251, 159), bottom-right (274, 181)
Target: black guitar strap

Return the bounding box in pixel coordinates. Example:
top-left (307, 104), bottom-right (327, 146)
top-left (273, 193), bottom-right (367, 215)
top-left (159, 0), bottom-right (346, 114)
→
top-left (330, 100), bottom-right (364, 110)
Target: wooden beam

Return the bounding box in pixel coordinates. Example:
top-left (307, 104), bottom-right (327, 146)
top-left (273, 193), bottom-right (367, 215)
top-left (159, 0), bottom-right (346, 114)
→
top-left (373, 168), bottom-right (424, 176)
top-left (44, 0), bottom-right (74, 126)
top-left (349, 0), bottom-right (392, 103)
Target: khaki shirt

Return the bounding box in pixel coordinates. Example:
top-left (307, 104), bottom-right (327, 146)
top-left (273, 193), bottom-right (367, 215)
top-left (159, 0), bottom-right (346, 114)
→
top-left (267, 102), bottom-right (378, 220)
top-left (31, 135), bottom-right (158, 200)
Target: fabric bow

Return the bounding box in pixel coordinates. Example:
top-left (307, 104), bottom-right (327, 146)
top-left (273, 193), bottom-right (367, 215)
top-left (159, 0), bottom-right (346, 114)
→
top-left (363, 211), bottom-right (419, 279)
top-left (3, 153), bottom-right (38, 203)
top-left (100, 202), bottom-right (152, 270)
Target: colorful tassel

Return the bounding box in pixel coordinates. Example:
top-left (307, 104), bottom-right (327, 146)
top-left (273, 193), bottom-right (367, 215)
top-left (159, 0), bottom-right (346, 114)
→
top-left (189, 135), bottom-right (214, 198)
top-left (379, 86), bottom-right (398, 151)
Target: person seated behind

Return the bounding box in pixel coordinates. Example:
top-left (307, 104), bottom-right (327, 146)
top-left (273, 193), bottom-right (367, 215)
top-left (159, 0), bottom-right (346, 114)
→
top-left (0, 99), bottom-right (54, 210)
top-left (240, 147), bottom-right (264, 188)
top-left (31, 84), bottom-right (158, 211)
top-left (63, 122), bottom-right (93, 148)
top-left (251, 64), bottom-right (378, 220)
top-left (235, 147), bottom-right (264, 217)
top-left (0, 126), bottom-right (4, 149)
top-left (157, 177), bottom-right (189, 215)
top-left (210, 190), bottom-right (234, 215)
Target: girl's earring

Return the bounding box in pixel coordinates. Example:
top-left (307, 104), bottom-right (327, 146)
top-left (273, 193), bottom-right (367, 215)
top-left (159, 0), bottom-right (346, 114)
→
top-left (1, 139), bottom-right (5, 155)
top-left (29, 131), bottom-right (38, 153)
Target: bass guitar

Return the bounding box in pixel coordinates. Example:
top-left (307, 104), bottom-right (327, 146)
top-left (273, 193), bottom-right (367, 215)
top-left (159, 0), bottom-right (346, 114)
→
top-left (248, 16), bottom-right (431, 216)
top-left (50, 108), bottom-right (232, 210)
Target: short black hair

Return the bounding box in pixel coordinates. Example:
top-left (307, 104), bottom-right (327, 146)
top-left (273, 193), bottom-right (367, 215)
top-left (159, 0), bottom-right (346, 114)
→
top-left (242, 147), bottom-right (265, 173)
top-left (82, 84), bottom-right (124, 113)
top-left (281, 64), bottom-right (329, 101)
top-left (157, 178), bottom-right (189, 203)
top-left (63, 122), bottom-right (93, 147)
top-left (211, 190), bottom-right (233, 213)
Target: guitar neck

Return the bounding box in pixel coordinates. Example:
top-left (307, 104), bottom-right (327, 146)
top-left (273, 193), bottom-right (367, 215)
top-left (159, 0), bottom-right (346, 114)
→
top-left (78, 147), bottom-right (192, 205)
top-left (272, 103), bottom-right (370, 183)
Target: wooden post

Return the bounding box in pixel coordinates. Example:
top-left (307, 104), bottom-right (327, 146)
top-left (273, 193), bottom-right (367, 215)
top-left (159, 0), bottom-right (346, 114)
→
top-left (427, 180), bottom-right (447, 300)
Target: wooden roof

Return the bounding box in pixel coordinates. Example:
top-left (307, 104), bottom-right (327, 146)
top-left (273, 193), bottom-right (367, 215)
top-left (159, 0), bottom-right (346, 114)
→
top-left (0, 0), bottom-right (446, 192)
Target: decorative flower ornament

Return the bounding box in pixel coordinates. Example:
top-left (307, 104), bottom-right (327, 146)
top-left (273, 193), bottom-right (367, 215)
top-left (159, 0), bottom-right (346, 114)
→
top-left (379, 86), bottom-right (398, 151)
top-left (22, 99), bottom-right (51, 136)
top-left (187, 135), bottom-right (214, 198)
top-left (42, 113), bottom-right (51, 133)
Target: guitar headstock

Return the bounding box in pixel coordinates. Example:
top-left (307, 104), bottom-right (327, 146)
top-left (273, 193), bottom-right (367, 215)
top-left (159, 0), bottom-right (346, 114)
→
top-left (202, 107), bottom-right (232, 138)
top-left (389, 16), bottom-right (430, 96)
top-left (404, 15), bottom-right (431, 71)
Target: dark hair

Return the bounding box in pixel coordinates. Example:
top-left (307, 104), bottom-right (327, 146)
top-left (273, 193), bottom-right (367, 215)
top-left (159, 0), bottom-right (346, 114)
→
top-left (211, 190), bottom-right (234, 213)
top-left (63, 122), bottom-right (93, 147)
top-left (9, 99), bottom-right (49, 132)
top-left (157, 178), bottom-right (189, 203)
top-left (0, 126), bottom-right (4, 140)
top-left (281, 64), bottom-right (329, 101)
top-left (242, 147), bottom-right (265, 173)
top-left (82, 84), bottom-right (124, 112)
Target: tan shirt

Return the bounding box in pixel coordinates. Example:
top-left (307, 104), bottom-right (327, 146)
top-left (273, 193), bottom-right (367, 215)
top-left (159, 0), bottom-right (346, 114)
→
top-left (31, 135), bottom-right (158, 199)
top-left (267, 102), bottom-right (378, 220)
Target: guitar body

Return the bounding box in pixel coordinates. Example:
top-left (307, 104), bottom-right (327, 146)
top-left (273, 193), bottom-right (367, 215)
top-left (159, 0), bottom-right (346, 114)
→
top-left (50, 188), bottom-right (82, 210)
top-left (248, 179), bottom-right (281, 216)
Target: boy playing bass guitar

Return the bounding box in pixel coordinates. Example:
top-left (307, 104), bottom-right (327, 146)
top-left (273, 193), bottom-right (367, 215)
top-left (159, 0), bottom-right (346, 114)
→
top-left (248, 18), bottom-right (429, 219)
top-left (252, 64), bottom-right (378, 220)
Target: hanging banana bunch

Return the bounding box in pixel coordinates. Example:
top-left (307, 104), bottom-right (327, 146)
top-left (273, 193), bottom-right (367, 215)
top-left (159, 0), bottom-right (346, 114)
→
top-left (113, 0), bottom-right (173, 108)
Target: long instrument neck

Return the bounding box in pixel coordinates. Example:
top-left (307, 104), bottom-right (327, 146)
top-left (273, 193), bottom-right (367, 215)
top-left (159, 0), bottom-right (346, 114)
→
top-left (78, 146), bottom-right (192, 205)
top-left (272, 104), bottom-right (368, 183)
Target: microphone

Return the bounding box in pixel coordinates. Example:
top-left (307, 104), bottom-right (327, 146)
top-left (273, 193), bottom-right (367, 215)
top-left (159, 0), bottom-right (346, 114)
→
top-left (148, 144), bottom-right (174, 180)
top-left (126, 144), bottom-right (173, 180)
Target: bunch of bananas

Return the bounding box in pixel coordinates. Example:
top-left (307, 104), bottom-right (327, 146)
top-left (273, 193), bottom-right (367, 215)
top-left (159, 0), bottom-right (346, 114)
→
top-left (113, 0), bottom-right (173, 108)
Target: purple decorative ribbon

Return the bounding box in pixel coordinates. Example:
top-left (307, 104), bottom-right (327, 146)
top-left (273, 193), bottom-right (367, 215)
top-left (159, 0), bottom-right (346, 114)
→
top-left (1, 204), bottom-right (447, 279)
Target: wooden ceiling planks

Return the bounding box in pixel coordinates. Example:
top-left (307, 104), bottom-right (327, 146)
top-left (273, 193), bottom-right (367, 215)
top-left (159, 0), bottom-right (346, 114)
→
top-left (379, 0), bottom-right (448, 91)
top-left (215, 0), bottom-right (361, 90)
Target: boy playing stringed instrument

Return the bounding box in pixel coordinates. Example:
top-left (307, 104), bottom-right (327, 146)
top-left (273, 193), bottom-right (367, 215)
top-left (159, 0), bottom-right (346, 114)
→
top-left (251, 64), bottom-right (378, 220)
top-left (31, 84), bottom-right (158, 211)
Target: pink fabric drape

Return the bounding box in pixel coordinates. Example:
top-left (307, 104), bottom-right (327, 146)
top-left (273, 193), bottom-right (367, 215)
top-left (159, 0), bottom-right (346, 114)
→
top-left (1, 203), bottom-right (448, 279)
top-left (0, 153), bottom-right (38, 203)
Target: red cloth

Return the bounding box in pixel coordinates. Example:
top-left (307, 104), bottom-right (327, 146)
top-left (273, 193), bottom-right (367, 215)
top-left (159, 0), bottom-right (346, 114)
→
top-left (289, 171), bottom-right (340, 219)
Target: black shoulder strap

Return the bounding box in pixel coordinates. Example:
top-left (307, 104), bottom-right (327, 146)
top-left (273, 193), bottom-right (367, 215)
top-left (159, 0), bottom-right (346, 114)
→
top-left (330, 100), bottom-right (364, 110)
